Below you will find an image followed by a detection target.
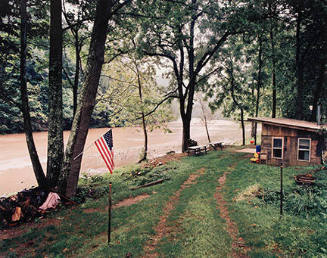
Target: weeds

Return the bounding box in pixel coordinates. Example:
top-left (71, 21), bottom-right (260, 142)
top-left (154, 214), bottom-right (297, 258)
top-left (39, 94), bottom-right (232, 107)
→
top-left (252, 169), bottom-right (327, 218)
top-left (225, 158), bottom-right (327, 257)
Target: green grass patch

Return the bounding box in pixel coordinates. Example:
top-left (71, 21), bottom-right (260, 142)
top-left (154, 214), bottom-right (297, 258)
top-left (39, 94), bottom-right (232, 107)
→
top-left (224, 159), bottom-right (327, 257)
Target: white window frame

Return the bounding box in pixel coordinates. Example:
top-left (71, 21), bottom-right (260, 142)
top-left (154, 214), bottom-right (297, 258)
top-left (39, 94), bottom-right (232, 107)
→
top-left (272, 137), bottom-right (283, 159)
top-left (297, 138), bottom-right (311, 162)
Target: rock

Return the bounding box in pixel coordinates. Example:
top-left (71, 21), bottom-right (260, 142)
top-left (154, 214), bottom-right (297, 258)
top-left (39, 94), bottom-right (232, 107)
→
top-left (11, 207), bottom-right (22, 222)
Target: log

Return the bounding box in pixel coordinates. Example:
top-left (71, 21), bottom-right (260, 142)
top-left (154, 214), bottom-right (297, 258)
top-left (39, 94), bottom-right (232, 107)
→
top-left (130, 179), bottom-right (168, 190)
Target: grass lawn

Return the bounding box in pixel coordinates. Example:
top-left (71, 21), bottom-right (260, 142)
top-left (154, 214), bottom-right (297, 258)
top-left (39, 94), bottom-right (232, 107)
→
top-left (1, 149), bottom-right (326, 257)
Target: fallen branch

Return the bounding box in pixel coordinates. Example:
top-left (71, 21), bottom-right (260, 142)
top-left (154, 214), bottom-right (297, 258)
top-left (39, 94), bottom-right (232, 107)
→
top-left (130, 178), bottom-right (169, 190)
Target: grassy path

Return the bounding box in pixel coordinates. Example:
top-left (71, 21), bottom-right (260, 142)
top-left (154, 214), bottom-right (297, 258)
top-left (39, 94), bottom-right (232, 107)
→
top-left (143, 168), bottom-right (206, 257)
top-left (215, 170), bottom-right (249, 257)
top-left (152, 153), bottom-right (241, 258)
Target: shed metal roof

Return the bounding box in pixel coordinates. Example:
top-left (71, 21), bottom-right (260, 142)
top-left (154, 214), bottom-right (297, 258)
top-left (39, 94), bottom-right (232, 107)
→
top-left (248, 117), bottom-right (326, 132)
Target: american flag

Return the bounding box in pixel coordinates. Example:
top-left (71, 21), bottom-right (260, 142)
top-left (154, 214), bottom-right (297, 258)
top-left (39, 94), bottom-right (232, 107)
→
top-left (94, 129), bottom-right (114, 174)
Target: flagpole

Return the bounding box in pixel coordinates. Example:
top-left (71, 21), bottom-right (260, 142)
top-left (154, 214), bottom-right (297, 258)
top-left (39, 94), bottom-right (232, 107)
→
top-left (73, 143), bottom-right (91, 160)
top-left (73, 131), bottom-right (109, 160)
top-left (108, 182), bottom-right (112, 245)
top-left (90, 128), bottom-right (114, 245)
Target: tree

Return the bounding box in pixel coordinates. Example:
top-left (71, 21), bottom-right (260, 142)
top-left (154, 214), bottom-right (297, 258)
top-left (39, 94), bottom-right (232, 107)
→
top-left (62, 0), bottom-right (94, 118)
top-left (196, 94), bottom-right (213, 144)
top-left (268, 1), bottom-right (277, 118)
top-left (283, 0), bottom-right (327, 121)
top-left (304, 1), bottom-right (327, 122)
top-left (0, 0), bottom-right (25, 134)
top-left (253, 33), bottom-right (264, 145)
top-left (47, 0), bottom-right (64, 187)
top-left (96, 55), bottom-right (173, 162)
top-left (205, 37), bottom-right (253, 146)
top-left (137, 0), bottom-right (265, 151)
top-left (133, 57), bottom-right (151, 162)
top-left (59, 0), bottom-right (132, 197)
top-left (20, 0), bottom-right (47, 187)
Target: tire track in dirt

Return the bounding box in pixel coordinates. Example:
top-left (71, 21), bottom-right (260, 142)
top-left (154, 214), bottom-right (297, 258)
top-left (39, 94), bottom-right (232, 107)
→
top-left (82, 193), bottom-right (151, 214)
top-left (215, 165), bottom-right (250, 258)
top-left (142, 168), bottom-right (206, 258)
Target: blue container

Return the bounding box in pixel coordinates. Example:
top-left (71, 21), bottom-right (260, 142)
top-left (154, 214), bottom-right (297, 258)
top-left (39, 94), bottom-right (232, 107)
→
top-left (256, 145), bottom-right (261, 153)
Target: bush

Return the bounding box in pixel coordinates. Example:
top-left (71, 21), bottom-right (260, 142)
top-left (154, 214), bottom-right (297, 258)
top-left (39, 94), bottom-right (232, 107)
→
top-left (259, 184), bottom-right (327, 218)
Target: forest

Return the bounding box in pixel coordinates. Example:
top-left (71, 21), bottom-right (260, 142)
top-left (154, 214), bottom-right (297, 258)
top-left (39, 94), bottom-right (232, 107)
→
top-left (0, 0), bottom-right (326, 197)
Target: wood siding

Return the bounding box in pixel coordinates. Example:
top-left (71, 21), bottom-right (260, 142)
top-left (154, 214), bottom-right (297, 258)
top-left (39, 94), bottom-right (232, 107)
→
top-left (261, 123), bottom-right (323, 166)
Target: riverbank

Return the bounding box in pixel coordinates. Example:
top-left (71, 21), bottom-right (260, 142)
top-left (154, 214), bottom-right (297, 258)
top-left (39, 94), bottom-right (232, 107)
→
top-left (0, 119), bottom-right (253, 196)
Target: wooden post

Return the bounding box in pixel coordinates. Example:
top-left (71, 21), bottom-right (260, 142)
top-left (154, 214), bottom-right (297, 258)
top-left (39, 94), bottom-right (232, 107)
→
top-left (108, 182), bottom-right (112, 245)
top-left (280, 165), bottom-right (283, 217)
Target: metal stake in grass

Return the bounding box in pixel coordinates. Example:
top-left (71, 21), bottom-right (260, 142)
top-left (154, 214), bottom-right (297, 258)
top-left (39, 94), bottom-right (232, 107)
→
top-left (280, 164), bottom-right (283, 217)
top-left (108, 182), bottom-right (112, 245)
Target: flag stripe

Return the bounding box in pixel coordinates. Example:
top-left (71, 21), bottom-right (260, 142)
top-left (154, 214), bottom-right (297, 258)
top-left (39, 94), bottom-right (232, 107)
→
top-left (107, 148), bottom-right (114, 166)
top-left (97, 138), bottom-right (113, 174)
top-left (94, 129), bottom-right (114, 174)
top-left (99, 137), bottom-right (114, 168)
top-left (95, 139), bottom-right (109, 166)
top-left (96, 139), bottom-right (112, 170)
top-left (94, 141), bottom-right (112, 173)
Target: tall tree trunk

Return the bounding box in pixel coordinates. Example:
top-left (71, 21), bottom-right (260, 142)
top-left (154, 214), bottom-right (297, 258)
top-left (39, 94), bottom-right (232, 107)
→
top-left (181, 114), bottom-right (191, 152)
top-left (73, 30), bottom-right (81, 117)
top-left (203, 114), bottom-right (211, 143)
top-left (295, 6), bottom-right (304, 120)
top-left (199, 98), bottom-right (211, 143)
top-left (140, 112), bottom-right (148, 161)
top-left (181, 2), bottom-right (197, 152)
top-left (311, 59), bottom-right (326, 121)
top-left (182, 79), bottom-right (196, 152)
top-left (254, 36), bottom-right (263, 146)
top-left (62, 4), bottom-right (82, 119)
top-left (59, 0), bottom-right (114, 198)
top-left (47, 0), bottom-right (63, 188)
top-left (229, 61), bottom-right (245, 146)
top-left (139, 112), bottom-right (148, 161)
top-left (135, 62), bottom-right (148, 162)
top-left (270, 17), bottom-right (277, 118)
top-left (241, 108), bottom-right (245, 146)
top-left (20, 0), bottom-right (47, 187)
top-left (179, 96), bottom-right (188, 153)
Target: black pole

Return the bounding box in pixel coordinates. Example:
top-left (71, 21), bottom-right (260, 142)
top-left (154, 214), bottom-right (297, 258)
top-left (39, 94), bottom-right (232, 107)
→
top-left (280, 165), bottom-right (283, 217)
top-left (108, 182), bottom-right (112, 245)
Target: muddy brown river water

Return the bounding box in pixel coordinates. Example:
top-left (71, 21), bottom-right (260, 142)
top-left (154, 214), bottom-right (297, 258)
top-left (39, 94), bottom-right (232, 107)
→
top-left (0, 119), bottom-right (252, 196)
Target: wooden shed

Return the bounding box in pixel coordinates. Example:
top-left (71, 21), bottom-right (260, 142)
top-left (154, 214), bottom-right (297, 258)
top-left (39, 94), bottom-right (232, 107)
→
top-left (249, 117), bottom-right (326, 166)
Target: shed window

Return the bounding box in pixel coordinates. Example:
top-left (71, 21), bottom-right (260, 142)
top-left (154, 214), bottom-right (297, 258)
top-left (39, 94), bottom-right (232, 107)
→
top-left (272, 137), bottom-right (283, 159)
top-left (298, 138), bottom-right (311, 161)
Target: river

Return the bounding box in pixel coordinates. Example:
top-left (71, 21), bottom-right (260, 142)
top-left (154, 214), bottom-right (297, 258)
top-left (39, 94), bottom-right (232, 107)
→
top-left (0, 119), bottom-right (251, 196)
